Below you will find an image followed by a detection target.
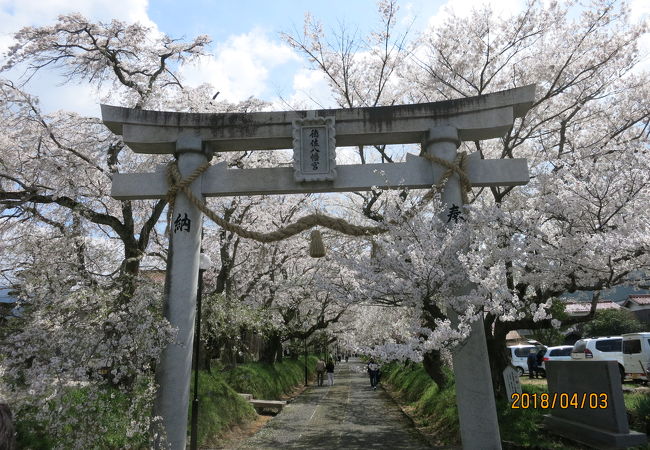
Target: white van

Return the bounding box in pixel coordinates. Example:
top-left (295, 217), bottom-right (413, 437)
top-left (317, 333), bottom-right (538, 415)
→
top-left (540, 345), bottom-right (574, 371)
top-left (571, 337), bottom-right (626, 380)
top-left (622, 332), bottom-right (650, 381)
top-left (508, 344), bottom-right (546, 376)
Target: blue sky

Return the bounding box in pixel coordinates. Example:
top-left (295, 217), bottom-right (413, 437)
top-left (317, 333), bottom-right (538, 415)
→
top-left (0, 0), bottom-right (648, 116)
top-left (146, 0), bottom-right (440, 43)
top-left (0, 0), bottom-right (511, 115)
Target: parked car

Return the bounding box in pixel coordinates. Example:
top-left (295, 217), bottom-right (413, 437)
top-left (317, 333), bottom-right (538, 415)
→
top-left (571, 337), bottom-right (625, 380)
top-left (540, 345), bottom-right (574, 372)
top-left (622, 332), bottom-right (650, 382)
top-left (508, 344), bottom-right (546, 376)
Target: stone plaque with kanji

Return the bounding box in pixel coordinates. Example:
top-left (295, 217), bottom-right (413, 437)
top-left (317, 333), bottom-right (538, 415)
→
top-left (292, 117), bottom-right (336, 182)
top-left (503, 365), bottom-right (522, 402)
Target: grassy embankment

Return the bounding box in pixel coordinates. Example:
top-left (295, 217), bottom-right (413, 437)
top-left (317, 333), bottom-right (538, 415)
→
top-left (15, 356), bottom-right (319, 448)
top-left (382, 362), bottom-right (650, 449)
top-left (189, 355), bottom-right (319, 446)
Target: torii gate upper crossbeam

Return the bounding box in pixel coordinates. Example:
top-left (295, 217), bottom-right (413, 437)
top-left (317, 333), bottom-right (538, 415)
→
top-left (101, 84), bottom-right (535, 154)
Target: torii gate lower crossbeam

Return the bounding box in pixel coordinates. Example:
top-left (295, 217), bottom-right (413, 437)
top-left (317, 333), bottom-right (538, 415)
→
top-left (103, 85), bottom-right (536, 450)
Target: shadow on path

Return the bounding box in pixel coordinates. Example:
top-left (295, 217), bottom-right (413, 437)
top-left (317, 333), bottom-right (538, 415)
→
top-left (235, 358), bottom-right (437, 449)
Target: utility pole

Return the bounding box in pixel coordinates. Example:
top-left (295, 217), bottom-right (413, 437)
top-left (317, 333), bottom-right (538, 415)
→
top-left (190, 253), bottom-right (212, 450)
top-left (304, 337), bottom-right (308, 386)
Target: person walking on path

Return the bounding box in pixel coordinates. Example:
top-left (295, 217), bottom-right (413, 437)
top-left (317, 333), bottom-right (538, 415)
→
top-left (367, 359), bottom-right (380, 390)
top-left (326, 359), bottom-right (335, 386)
top-left (535, 349), bottom-right (545, 378)
top-left (240, 355), bottom-right (432, 449)
top-left (315, 358), bottom-right (326, 386)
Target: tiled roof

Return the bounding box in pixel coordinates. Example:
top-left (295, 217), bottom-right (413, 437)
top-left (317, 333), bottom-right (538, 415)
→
top-left (506, 331), bottom-right (522, 340)
top-left (141, 270), bottom-right (166, 283)
top-left (564, 301), bottom-right (621, 314)
top-left (627, 294), bottom-right (650, 305)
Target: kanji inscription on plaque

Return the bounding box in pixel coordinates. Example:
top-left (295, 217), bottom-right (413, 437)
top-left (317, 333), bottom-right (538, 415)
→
top-left (292, 117), bottom-right (336, 182)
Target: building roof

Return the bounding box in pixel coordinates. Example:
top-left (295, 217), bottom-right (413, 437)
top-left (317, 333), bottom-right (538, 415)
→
top-left (141, 270), bottom-right (166, 283)
top-left (564, 301), bottom-right (621, 315)
top-left (623, 294), bottom-right (650, 306)
top-left (506, 330), bottom-right (522, 341)
top-left (0, 288), bottom-right (17, 304)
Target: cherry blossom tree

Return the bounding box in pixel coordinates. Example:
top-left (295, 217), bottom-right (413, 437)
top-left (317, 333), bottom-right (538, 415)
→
top-left (0, 15), bottom-right (355, 440)
top-left (0, 15), bottom-right (357, 443)
top-left (0, 219), bottom-right (177, 445)
top-left (408, 0), bottom-right (650, 395)
top-left (287, 0), bottom-right (650, 396)
top-left (0, 14), bottom-right (259, 445)
top-left (0, 3), bottom-right (647, 447)
top-left (0, 14), bottom-right (211, 305)
top-left (198, 192), bottom-right (356, 366)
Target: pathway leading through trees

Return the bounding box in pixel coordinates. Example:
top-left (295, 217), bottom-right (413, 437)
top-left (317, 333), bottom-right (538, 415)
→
top-left (236, 358), bottom-right (438, 449)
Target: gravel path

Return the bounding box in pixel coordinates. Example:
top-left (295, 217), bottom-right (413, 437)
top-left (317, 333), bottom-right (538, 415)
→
top-left (235, 358), bottom-right (433, 449)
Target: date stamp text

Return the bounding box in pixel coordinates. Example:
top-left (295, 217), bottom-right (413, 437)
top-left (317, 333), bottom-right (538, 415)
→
top-left (510, 392), bottom-right (608, 409)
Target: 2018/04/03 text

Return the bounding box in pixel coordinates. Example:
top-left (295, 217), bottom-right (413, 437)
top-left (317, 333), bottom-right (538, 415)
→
top-left (510, 392), bottom-right (608, 409)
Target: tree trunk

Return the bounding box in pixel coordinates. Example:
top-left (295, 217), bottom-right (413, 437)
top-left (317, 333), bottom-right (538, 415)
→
top-left (196, 340), bottom-right (210, 372)
top-left (485, 318), bottom-right (511, 400)
top-left (116, 244), bottom-right (142, 305)
top-left (203, 346), bottom-right (211, 373)
top-left (0, 402), bottom-right (16, 450)
top-left (259, 333), bottom-right (282, 364)
top-left (204, 335), bottom-right (223, 365)
top-left (275, 341), bottom-right (283, 363)
top-left (422, 350), bottom-right (449, 390)
top-left (420, 298), bottom-right (449, 390)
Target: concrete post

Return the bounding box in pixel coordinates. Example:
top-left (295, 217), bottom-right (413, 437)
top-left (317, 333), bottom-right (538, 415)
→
top-left (424, 126), bottom-right (502, 450)
top-left (154, 135), bottom-right (206, 449)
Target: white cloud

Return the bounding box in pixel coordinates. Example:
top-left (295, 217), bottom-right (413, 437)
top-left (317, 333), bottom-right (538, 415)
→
top-left (399, 2), bottom-right (417, 28)
top-left (630, 0), bottom-right (650, 23)
top-left (35, 78), bottom-right (104, 117)
top-left (0, 0), bottom-right (156, 115)
top-left (180, 28), bottom-right (300, 103)
top-left (0, 0), bottom-right (155, 53)
top-left (277, 67), bottom-right (335, 110)
top-left (630, 0), bottom-right (650, 72)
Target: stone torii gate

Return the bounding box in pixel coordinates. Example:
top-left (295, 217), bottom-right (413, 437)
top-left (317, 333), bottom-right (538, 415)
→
top-left (102, 84), bottom-right (536, 450)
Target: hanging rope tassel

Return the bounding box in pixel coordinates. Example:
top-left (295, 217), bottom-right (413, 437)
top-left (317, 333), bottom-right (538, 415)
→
top-left (309, 230), bottom-right (326, 258)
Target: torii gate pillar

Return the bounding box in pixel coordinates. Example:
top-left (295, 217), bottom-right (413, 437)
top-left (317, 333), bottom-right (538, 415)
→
top-left (153, 135), bottom-right (207, 449)
top-left (425, 126), bottom-right (501, 449)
